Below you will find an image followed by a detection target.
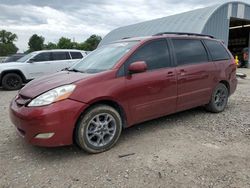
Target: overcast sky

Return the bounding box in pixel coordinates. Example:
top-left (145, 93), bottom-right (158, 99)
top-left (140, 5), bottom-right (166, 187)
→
top-left (0, 0), bottom-right (249, 52)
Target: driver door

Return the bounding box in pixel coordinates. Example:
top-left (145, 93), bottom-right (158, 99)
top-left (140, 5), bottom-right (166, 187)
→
top-left (124, 39), bottom-right (177, 124)
top-left (27, 52), bottom-right (53, 79)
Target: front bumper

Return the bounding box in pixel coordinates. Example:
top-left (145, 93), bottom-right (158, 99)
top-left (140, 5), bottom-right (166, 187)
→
top-left (9, 98), bottom-right (88, 147)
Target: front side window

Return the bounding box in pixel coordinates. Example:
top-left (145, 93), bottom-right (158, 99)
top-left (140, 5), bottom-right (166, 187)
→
top-left (204, 40), bottom-right (230, 61)
top-left (126, 39), bottom-right (171, 71)
top-left (17, 52), bottom-right (37, 62)
top-left (70, 41), bottom-right (137, 73)
top-left (51, 52), bottom-right (70, 61)
top-left (172, 39), bottom-right (208, 65)
top-left (32, 52), bottom-right (51, 62)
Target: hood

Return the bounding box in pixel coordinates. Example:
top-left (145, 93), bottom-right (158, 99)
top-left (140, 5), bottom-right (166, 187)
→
top-left (0, 62), bottom-right (23, 68)
top-left (19, 71), bottom-right (92, 98)
top-left (1, 61), bottom-right (18, 64)
top-left (0, 62), bottom-right (24, 73)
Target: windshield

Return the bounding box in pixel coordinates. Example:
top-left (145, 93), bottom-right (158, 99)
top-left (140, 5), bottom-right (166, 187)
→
top-left (70, 41), bottom-right (138, 73)
top-left (17, 52), bottom-right (37, 62)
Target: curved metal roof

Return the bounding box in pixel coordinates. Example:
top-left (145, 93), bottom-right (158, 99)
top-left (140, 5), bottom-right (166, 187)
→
top-left (99, 1), bottom-right (250, 46)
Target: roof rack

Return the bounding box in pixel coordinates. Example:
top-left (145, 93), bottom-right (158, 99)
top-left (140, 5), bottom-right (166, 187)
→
top-left (153, 32), bottom-right (214, 38)
top-left (122, 37), bottom-right (132, 39)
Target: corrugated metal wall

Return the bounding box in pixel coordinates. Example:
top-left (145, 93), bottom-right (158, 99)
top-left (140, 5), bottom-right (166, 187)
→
top-left (202, 4), bottom-right (230, 45)
top-left (100, 1), bottom-right (250, 47)
top-left (99, 5), bottom-right (218, 46)
top-left (202, 2), bottom-right (250, 46)
top-left (245, 4), bottom-right (250, 19)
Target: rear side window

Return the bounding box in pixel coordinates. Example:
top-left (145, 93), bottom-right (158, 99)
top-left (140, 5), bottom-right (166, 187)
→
top-left (33, 52), bottom-right (51, 62)
top-left (126, 39), bottom-right (171, 71)
top-left (70, 52), bottom-right (83, 59)
top-left (172, 39), bottom-right (208, 65)
top-left (204, 40), bottom-right (230, 61)
top-left (51, 52), bottom-right (71, 61)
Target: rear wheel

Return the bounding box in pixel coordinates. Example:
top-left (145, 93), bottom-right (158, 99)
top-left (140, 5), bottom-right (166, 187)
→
top-left (75, 105), bottom-right (122, 153)
top-left (205, 83), bottom-right (229, 113)
top-left (2, 73), bottom-right (23, 90)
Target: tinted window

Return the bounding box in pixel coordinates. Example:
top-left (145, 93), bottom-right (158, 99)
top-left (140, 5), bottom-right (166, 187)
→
top-left (33, 52), bottom-right (51, 62)
top-left (70, 52), bottom-right (83, 59)
top-left (17, 52), bottom-right (36, 62)
top-left (204, 40), bottom-right (230, 61)
top-left (51, 52), bottom-right (71, 61)
top-left (172, 39), bottom-right (208, 65)
top-left (126, 40), bottom-right (171, 71)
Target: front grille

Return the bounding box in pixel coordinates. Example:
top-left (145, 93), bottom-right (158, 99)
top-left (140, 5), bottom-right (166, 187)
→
top-left (16, 94), bottom-right (31, 106)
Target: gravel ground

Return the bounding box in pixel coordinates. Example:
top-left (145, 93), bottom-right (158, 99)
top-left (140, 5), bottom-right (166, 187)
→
top-left (1, 69), bottom-right (250, 188)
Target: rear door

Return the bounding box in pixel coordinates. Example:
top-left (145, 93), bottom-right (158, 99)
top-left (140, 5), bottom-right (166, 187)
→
top-left (171, 38), bottom-right (216, 111)
top-left (51, 51), bottom-right (72, 71)
top-left (124, 39), bottom-right (177, 124)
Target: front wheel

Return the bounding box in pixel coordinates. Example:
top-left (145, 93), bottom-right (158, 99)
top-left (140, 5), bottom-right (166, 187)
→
top-left (75, 105), bottom-right (122, 153)
top-left (2, 73), bottom-right (23, 90)
top-left (205, 83), bottom-right (229, 113)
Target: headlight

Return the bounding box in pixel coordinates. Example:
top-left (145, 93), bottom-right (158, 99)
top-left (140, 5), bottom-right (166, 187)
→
top-left (28, 84), bottom-right (76, 107)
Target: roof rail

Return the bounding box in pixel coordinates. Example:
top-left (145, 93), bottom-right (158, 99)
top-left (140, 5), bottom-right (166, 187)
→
top-left (153, 32), bottom-right (214, 38)
top-left (122, 37), bottom-right (132, 39)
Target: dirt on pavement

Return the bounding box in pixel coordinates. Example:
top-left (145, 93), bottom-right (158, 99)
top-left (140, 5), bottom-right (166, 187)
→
top-left (0, 69), bottom-right (250, 188)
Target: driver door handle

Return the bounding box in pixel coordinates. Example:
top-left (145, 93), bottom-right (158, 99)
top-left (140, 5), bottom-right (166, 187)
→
top-left (166, 71), bottom-right (174, 77)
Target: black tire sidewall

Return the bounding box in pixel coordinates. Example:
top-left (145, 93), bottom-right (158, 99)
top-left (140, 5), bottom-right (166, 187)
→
top-left (76, 105), bottom-right (122, 153)
top-left (2, 73), bottom-right (23, 90)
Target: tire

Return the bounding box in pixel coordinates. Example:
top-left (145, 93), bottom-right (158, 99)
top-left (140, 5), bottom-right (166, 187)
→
top-left (205, 83), bottom-right (229, 113)
top-left (75, 105), bottom-right (122, 153)
top-left (2, 73), bottom-right (23, 90)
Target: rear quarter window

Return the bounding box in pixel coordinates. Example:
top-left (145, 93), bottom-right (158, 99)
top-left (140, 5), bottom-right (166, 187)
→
top-left (70, 52), bottom-right (83, 59)
top-left (204, 40), bottom-right (231, 61)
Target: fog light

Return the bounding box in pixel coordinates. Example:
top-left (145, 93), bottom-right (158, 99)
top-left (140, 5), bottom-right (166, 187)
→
top-left (35, 133), bottom-right (55, 139)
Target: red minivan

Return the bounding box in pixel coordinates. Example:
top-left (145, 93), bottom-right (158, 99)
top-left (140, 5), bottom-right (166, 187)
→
top-left (9, 33), bottom-right (237, 153)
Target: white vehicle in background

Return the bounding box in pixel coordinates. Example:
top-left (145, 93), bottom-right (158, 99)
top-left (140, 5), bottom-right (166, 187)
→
top-left (0, 49), bottom-right (87, 90)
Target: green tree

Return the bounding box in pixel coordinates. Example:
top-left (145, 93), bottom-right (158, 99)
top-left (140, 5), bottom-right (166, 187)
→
top-left (28, 34), bottom-right (45, 52)
top-left (0, 43), bottom-right (18, 56)
top-left (44, 42), bottom-right (57, 49)
top-left (0, 30), bottom-right (18, 44)
top-left (83, 35), bottom-right (102, 51)
top-left (76, 35), bottom-right (102, 51)
top-left (57, 37), bottom-right (73, 49)
top-left (76, 42), bottom-right (89, 51)
top-left (0, 30), bottom-right (18, 56)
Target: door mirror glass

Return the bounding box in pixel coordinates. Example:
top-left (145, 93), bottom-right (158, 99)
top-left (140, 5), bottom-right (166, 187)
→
top-left (28, 58), bottom-right (35, 63)
top-left (128, 61), bottom-right (147, 74)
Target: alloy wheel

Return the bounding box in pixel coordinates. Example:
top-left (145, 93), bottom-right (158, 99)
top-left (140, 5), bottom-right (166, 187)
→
top-left (86, 113), bottom-right (116, 147)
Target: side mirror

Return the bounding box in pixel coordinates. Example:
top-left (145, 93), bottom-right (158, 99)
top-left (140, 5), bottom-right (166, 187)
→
top-left (61, 67), bottom-right (69, 71)
top-left (28, 58), bottom-right (35, 63)
top-left (128, 61), bottom-right (147, 74)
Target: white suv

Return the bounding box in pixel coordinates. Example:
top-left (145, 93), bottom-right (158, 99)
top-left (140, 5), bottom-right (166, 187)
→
top-left (0, 49), bottom-right (87, 90)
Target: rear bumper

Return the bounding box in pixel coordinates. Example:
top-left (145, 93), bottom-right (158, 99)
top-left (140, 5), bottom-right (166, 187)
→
top-left (9, 98), bottom-right (88, 147)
